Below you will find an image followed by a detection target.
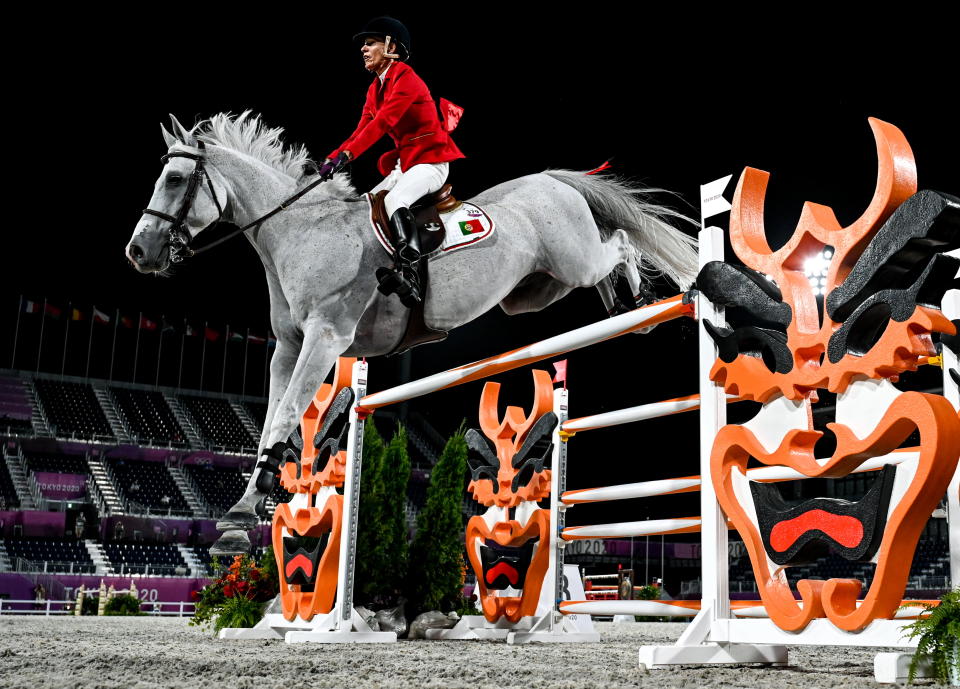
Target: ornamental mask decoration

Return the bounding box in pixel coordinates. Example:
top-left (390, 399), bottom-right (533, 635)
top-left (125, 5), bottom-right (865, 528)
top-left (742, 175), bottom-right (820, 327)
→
top-left (272, 357), bottom-right (356, 622)
top-left (465, 369), bottom-right (556, 623)
top-left (698, 118), bottom-right (960, 632)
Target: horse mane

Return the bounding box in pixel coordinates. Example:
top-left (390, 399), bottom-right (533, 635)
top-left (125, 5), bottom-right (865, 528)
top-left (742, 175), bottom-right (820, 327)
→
top-left (194, 111), bottom-right (357, 198)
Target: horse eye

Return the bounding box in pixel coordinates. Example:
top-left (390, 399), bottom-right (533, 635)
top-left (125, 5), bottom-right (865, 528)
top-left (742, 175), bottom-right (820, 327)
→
top-left (167, 174), bottom-right (183, 186)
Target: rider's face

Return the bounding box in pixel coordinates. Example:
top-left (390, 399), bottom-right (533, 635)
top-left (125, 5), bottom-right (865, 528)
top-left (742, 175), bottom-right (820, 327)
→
top-left (361, 36), bottom-right (393, 74)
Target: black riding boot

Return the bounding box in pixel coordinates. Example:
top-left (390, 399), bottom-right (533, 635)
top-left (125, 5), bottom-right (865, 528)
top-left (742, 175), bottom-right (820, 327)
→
top-left (376, 207), bottom-right (423, 307)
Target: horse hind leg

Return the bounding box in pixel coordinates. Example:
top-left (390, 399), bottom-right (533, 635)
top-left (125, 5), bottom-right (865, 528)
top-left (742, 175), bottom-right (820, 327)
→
top-left (593, 235), bottom-right (659, 333)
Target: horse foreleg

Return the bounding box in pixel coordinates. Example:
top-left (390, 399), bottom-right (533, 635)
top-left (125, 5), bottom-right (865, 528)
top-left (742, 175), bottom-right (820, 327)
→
top-left (212, 319), bottom-right (353, 554)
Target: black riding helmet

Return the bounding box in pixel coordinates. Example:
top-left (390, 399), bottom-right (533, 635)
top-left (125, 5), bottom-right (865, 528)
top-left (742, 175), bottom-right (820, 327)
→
top-left (353, 16), bottom-right (411, 61)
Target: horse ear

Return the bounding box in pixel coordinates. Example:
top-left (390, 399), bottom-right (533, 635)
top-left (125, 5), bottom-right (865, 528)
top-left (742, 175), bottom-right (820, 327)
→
top-left (160, 123), bottom-right (178, 148)
top-left (169, 114), bottom-right (195, 145)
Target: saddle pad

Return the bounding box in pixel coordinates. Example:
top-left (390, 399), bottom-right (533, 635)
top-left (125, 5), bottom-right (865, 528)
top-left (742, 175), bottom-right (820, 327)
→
top-left (367, 197), bottom-right (496, 259)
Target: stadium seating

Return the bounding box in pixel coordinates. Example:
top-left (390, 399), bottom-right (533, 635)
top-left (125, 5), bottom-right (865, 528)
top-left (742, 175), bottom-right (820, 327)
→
top-left (110, 387), bottom-right (188, 448)
top-left (23, 451), bottom-right (88, 475)
top-left (102, 542), bottom-right (188, 576)
top-left (107, 458), bottom-right (189, 514)
top-left (243, 401), bottom-right (267, 431)
top-left (0, 460), bottom-right (20, 509)
top-left (33, 380), bottom-right (113, 440)
top-left (0, 375), bottom-right (33, 436)
top-left (180, 396), bottom-right (256, 452)
top-left (4, 539), bottom-right (94, 574)
top-left (184, 463), bottom-right (246, 512)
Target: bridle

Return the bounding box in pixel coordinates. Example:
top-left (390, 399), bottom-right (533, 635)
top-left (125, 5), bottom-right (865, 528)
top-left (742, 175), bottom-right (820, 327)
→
top-left (142, 139), bottom-right (331, 264)
top-left (142, 141), bottom-right (225, 263)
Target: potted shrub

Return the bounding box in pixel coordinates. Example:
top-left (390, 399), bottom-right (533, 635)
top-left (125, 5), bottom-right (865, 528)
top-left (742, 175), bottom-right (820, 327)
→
top-left (902, 588), bottom-right (960, 685)
top-left (190, 550), bottom-right (279, 636)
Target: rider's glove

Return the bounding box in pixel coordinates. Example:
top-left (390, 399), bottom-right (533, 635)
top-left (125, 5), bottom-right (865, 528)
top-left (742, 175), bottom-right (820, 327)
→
top-left (318, 152), bottom-right (351, 181)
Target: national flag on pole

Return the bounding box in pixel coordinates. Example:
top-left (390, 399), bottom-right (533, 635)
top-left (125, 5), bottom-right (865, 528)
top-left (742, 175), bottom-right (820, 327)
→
top-left (93, 307), bottom-right (111, 324)
top-left (184, 322), bottom-right (197, 337)
top-left (71, 308), bottom-right (85, 321)
top-left (204, 326), bottom-right (220, 342)
top-left (140, 315), bottom-right (158, 331)
top-left (24, 300), bottom-right (41, 314)
top-left (247, 333), bottom-right (266, 345)
top-left (161, 317), bottom-right (176, 334)
top-left (552, 359), bottom-right (568, 384)
top-left (267, 333), bottom-right (277, 348)
top-left (120, 315), bottom-right (135, 328)
top-left (458, 219), bottom-right (483, 235)
top-left (230, 331), bottom-right (244, 343)
top-left (45, 303), bottom-right (62, 319)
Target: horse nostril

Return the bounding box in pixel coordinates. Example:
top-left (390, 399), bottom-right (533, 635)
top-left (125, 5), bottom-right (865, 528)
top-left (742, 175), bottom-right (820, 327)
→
top-left (130, 244), bottom-right (145, 261)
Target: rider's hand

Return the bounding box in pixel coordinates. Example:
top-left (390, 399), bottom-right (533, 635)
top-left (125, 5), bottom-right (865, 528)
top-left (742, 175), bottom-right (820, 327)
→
top-left (317, 152), bottom-right (351, 181)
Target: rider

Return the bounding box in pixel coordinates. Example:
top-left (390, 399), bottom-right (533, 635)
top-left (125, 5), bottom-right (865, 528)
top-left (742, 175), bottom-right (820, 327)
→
top-left (319, 16), bottom-right (465, 307)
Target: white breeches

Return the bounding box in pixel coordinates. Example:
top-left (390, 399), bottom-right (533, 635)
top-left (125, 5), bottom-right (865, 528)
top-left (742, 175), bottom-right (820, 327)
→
top-left (369, 161), bottom-right (449, 217)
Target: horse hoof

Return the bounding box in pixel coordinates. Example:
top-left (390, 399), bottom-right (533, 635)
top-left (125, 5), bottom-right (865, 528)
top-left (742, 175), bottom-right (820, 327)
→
top-left (209, 530), bottom-right (251, 556)
top-left (216, 510), bottom-right (259, 532)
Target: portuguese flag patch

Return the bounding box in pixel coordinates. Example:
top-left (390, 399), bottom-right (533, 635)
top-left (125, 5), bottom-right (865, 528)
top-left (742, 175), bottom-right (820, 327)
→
top-left (458, 219), bottom-right (484, 235)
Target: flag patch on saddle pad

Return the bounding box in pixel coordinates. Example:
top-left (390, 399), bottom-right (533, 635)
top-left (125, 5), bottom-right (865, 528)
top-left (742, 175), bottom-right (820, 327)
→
top-left (368, 198), bottom-right (495, 259)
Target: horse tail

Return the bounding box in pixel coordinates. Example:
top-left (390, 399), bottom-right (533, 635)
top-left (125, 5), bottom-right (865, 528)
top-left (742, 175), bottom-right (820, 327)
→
top-left (542, 169), bottom-right (699, 290)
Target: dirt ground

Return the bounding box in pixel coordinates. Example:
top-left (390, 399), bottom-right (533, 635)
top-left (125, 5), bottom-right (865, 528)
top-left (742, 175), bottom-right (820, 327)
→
top-left (0, 616), bottom-right (931, 688)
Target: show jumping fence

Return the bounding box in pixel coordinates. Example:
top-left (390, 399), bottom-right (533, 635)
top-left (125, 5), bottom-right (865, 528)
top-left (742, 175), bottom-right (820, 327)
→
top-left (235, 173), bottom-right (958, 684)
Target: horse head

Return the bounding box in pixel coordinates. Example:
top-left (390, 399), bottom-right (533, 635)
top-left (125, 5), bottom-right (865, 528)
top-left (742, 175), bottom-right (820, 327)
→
top-left (126, 114), bottom-right (228, 273)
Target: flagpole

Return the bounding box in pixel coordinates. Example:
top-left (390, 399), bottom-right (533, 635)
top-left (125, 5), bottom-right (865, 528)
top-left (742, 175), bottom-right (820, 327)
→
top-left (177, 322), bottom-right (186, 392)
top-left (221, 324), bottom-right (230, 393)
top-left (11, 295), bottom-right (22, 369)
top-left (241, 328), bottom-right (250, 396)
top-left (155, 315), bottom-right (165, 387)
top-left (132, 312), bottom-right (143, 383)
top-left (84, 305), bottom-right (95, 378)
top-left (109, 309), bottom-right (119, 381)
top-left (200, 321), bottom-right (208, 392)
top-left (61, 302), bottom-right (74, 378)
top-left (36, 298), bottom-right (48, 374)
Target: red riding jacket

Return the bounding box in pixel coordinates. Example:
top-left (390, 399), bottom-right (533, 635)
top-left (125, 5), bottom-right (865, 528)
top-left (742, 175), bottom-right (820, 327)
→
top-left (327, 61), bottom-right (465, 177)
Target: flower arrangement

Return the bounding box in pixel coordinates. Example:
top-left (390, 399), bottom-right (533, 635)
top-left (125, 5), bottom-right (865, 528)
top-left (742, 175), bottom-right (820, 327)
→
top-left (902, 588), bottom-right (960, 685)
top-left (190, 548), bottom-right (279, 635)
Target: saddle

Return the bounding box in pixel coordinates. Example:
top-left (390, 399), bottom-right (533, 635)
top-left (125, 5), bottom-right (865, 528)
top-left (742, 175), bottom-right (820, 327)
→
top-left (369, 184), bottom-right (461, 356)
top-left (369, 184), bottom-right (461, 254)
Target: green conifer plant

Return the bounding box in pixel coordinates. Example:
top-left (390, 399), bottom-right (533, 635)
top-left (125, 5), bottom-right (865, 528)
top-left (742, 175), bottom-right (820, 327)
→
top-left (407, 427), bottom-right (469, 616)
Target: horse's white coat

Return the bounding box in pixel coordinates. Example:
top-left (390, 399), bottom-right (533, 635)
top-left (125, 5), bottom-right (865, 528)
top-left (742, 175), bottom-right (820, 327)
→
top-left (126, 113), bottom-right (698, 541)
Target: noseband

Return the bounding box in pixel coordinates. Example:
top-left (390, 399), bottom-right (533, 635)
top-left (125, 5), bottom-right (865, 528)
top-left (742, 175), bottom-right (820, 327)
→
top-left (142, 140), bottom-right (225, 263)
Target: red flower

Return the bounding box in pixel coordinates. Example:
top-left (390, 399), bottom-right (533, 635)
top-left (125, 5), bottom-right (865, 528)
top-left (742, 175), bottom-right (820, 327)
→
top-left (236, 581), bottom-right (248, 592)
top-left (190, 590), bottom-right (200, 601)
top-left (223, 585), bottom-right (235, 598)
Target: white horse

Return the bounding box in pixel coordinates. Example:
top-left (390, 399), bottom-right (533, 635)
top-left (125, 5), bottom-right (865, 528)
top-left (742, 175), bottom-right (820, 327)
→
top-left (126, 112), bottom-right (698, 554)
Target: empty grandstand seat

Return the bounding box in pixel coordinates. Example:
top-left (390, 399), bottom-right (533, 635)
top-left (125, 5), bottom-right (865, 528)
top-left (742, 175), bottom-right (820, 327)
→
top-left (243, 401), bottom-right (267, 432)
top-left (24, 451), bottom-right (88, 475)
top-left (0, 375), bottom-right (34, 436)
top-left (0, 460), bottom-right (20, 509)
top-left (108, 458), bottom-right (189, 514)
top-left (110, 387), bottom-right (188, 448)
top-left (184, 463), bottom-right (245, 513)
top-left (33, 379), bottom-right (113, 440)
top-left (4, 538), bottom-right (95, 574)
top-left (102, 542), bottom-right (188, 576)
top-left (180, 396), bottom-right (257, 451)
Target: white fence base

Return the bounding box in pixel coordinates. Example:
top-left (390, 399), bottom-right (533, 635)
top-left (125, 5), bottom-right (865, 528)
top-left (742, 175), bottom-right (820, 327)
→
top-left (507, 612), bottom-right (601, 645)
top-left (426, 614), bottom-right (532, 641)
top-left (284, 608), bottom-right (397, 644)
top-left (638, 642), bottom-right (788, 669)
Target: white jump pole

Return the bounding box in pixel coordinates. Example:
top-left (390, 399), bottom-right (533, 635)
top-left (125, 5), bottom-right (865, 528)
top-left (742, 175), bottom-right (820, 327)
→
top-left (941, 280), bottom-right (959, 589)
top-left (359, 295), bottom-right (693, 411)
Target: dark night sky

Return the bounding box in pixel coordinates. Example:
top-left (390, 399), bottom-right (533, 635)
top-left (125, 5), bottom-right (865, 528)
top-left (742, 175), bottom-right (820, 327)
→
top-left (4, 12), bottom-right (956, 527)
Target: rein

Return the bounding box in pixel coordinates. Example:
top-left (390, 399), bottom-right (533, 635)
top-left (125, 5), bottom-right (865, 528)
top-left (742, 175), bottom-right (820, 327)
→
top-left (143, 141), bottom-right (329, 263)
